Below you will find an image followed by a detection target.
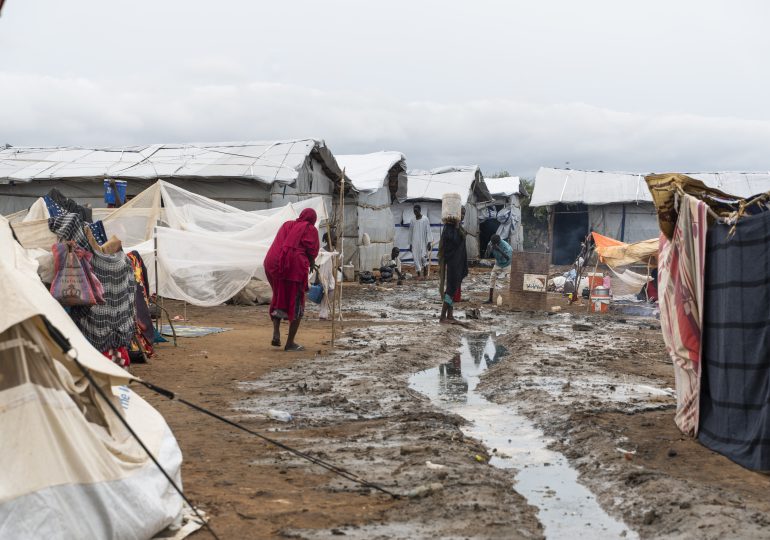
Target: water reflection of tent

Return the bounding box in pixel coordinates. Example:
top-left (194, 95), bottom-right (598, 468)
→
top-left (0, 215), bottom-right (193, 538)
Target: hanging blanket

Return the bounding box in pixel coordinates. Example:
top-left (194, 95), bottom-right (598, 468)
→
top-left (71, 249), bottom-right (137, 353)
top-left (49, 213), bottom-right (136, 354)
top-left (699, 209), bottom-right (770, 471)
top-left (658, 195), bottom-right (707, 437)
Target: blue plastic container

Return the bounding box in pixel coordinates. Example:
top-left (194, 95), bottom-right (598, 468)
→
top-left (104, 179), bottom-right (127, 204)
top-left (307, 284), bottom-right (324, 304)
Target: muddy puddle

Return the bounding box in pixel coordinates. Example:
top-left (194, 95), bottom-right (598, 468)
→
top-left (409, 334), bottom-right (637, 539)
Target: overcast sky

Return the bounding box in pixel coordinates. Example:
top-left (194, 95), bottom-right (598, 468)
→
top-left (2, 0), bottom-right (769, 176)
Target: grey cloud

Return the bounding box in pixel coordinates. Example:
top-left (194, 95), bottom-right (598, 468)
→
top-left (2, 72), bottom-right (770, 177)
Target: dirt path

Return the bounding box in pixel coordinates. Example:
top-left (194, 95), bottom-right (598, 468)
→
top-left (132, 286), bottom-right (542, 539)
top-left (132, 273), bottom-right (770, 539)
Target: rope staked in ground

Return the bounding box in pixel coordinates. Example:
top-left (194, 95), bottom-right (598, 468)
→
top-left (134, 379), bottom-right (401, 499)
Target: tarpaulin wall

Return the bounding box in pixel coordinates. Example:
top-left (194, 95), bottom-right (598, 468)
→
top-left (700, 210), bottom-right (770, 471)
top-left (588, 202), bottom-right (660, 243)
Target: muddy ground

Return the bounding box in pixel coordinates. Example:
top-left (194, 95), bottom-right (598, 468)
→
top-left (132, 269), bottom-right (770, 539)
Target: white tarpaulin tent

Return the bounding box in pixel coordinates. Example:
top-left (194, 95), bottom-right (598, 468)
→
top-left (531, 167), bottom-right (770, 264)
top-left (481, 176), bottom-right (525, 252)
top-left (0, 140), bottom-right (345, 214)
top-left (11, 181), bottom-right (332, 307)
top-left (335, 152), bottom-right (407, 271)
top-left (393, 166), bottom-right (492, 262)
top-left (0, 215), bottom-right (193, 539)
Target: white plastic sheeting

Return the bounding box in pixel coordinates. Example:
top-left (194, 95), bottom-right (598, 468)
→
top-left (336, 151), bottom-right (405, 192)
top-left (531, 167), bottom-right (770, 207)
top-left (334, 152), bottom-right (408, 271)
top-left (406, 166), bottom-right (487, 203)
top-left (531, 167), bottom-right (651, 206)
top-left (0, 215), bottom-right (189, 539)
top-left (485, 176), bottom-right (522, 197)
top-left (11, 181), bottom-right (331, 307)
top-left (0, 140), bottom-right (329, 184)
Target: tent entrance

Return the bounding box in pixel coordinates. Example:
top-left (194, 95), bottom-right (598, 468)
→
top-left (551, 203), bottom-right (588, 265)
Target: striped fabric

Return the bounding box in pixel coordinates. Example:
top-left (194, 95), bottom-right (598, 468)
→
top-left (658, 195), bottom-right (707, 437)
top-left (49, 213), bottom-right (137, 355)
top-left (700, 208), bottom-right (770, 471)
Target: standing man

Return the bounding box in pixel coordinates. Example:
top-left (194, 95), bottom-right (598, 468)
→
top-left (408, 204), bottom-right (432, 280)
top-left (484, 234), bottom-right (512, 304)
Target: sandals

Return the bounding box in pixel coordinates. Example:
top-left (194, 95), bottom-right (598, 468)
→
top-left (284, 343), bottom-right (305, 352)
top-left (271, 337), bottom-right (281, 347)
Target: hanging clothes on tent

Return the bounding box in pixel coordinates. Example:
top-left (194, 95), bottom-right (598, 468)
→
top-left (48, 213), bottom-right (137, 364)
top-left (658, 195), bottom-right (707, 437)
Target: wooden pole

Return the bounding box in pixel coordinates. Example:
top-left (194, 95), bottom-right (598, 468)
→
top-left (587, 253), bottom-right (600, 313)
top-left (334, 167), bottom-right (345, 321)
top-left (324, 199), bottom-right (337, 345)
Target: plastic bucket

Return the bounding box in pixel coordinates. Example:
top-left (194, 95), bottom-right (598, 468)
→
top-left (441, 192), bottom-right (462, 222)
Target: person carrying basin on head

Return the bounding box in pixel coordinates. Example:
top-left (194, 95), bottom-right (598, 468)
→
top-left (408, 204), bottom-right (432, 281)
top-left (264, 208), bottom-right (320, 351)
top-left (483, 234), bottom-right (512, 304)
top-left (438, 206), bottom-right (468, 324)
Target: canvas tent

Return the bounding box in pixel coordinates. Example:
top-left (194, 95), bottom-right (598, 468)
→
top-left (0, 139), bottom-right (346, 214)
top-left (0, 215), bottom-right (192, 538)
top-left (531, 167), bottom-right (770, 265)
top-left (480, 176), bottom-right (526, 253)
top-left (11, 180), bottom-right (332, 308)
top-left (335, 151), bottom-right (407, 271)
top-left (393, 166), bottom-right (492, 263)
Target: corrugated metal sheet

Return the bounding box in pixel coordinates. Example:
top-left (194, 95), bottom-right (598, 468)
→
top-left (0, 139), bottom-right (341, 186)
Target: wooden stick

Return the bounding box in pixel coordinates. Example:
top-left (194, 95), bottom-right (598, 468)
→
top-left (336, 168), bottom-right (346, 327)
top-left (587, 253), bottom-right (600, 313)
top-left (323, 199), bottom-right (337, 345)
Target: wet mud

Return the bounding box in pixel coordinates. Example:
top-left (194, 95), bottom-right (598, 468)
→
top-left (137, 272), bottom-right (770, 539)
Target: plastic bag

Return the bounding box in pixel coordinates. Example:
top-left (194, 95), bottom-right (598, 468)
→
top-left (50, 241), bottom-right (98, 306)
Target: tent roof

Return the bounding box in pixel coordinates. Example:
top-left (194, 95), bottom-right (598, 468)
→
top-left (531, 167), bottom-right (650, 206)
top-left (485, 176), bottom-right (524, 197)
top-left (335, 151), bottom-right (406, 192)
top-left (0, 139), bottom-right (344, 186)
top-left (532, 167), bottom-right (770, 206)
top-left (405, 165), bottom-right (490, 204)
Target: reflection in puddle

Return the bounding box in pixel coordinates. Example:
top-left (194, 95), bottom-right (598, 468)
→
top-left (409, 335), bottom-right (636, 540)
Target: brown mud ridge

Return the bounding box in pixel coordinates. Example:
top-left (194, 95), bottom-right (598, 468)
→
top-left (133, 274), bottom-right (770, 539)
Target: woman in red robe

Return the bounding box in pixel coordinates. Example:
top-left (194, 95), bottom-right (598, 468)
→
top-left (264, 208), bottom-right (320, 351)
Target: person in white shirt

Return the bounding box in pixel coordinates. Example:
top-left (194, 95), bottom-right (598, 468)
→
top-left (408, 204), bottom-right (432, 280)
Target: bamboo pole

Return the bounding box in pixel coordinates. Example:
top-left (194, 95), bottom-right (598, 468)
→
top-left (337, 169), bottom-right (345, 323)
top-left (587, 252), bottom-right (600, 313)
top-left (323, 199), bottom-right (337, 345)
